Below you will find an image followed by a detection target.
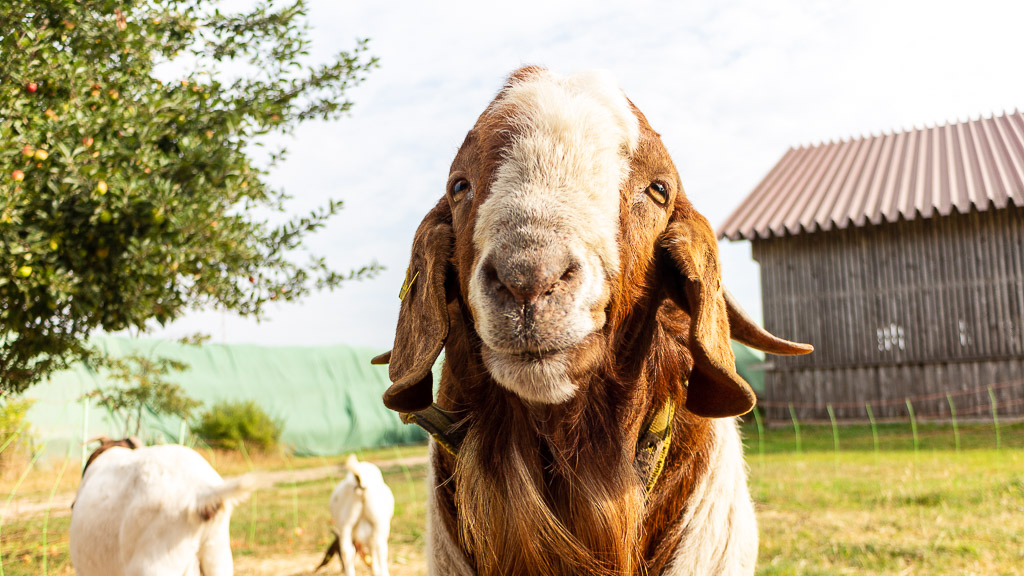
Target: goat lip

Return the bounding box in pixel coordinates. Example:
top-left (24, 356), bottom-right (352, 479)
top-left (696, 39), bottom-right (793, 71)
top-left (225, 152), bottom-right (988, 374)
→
top-left (492, 346), bottom-right (565, 362)
top-left (513, 349), bottom-right (560, 362)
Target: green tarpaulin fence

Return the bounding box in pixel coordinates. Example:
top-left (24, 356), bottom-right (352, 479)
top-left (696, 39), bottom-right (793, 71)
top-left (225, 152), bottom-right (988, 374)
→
top-left (21, 337), bottom-right (426, 458)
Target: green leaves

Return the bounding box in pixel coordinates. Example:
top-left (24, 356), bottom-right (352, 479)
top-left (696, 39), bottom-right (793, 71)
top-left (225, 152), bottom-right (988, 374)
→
top-left (0, 0), bottom-right (381, 394)
top-left (87, 351), bottom-right (201, 437)
top-left (192, 398), bottom-right (283, 452)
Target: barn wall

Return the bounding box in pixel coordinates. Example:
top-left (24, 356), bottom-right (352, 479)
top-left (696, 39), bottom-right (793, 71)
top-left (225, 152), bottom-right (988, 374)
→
top-left (761, 359), bottom-right (1024, 421)
top-left (752, 206), bottom-right (1024, 420)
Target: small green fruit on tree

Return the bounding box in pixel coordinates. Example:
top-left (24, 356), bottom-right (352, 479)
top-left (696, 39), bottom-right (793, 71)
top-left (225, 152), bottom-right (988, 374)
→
top-left (0, 1), bottom-right (381, 394)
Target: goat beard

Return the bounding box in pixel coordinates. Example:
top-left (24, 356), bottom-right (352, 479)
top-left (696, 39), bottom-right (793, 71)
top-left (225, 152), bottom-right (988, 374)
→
top-left (452, 396), bottom-right (646, 576)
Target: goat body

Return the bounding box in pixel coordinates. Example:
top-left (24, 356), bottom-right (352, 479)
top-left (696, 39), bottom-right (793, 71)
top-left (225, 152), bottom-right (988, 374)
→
top-left (380, 67), bottom-right (812, 576)
top-left (70, 442), bottom-right (254, 576)
top-left (317, 454), bottom-right (395, 576)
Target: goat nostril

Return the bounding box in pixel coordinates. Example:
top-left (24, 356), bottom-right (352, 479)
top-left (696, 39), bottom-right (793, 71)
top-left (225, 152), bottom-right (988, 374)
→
top-left (484, 256), bottom-right (580, 304)
top-left (560, 262), bottom-right (580, 284)
top-left (483, 259), bottom-right (518, 301)
top-left (483, 260), bottom-right (502, 288)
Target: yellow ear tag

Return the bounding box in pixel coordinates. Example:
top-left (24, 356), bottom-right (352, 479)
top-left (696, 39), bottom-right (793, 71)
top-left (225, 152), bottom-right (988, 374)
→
top-left (399, 269), bottom-right (419, 301)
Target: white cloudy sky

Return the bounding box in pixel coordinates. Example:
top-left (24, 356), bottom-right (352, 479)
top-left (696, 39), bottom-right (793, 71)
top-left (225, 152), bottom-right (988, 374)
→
top-left (145, 0), bottom-right (1024, 350)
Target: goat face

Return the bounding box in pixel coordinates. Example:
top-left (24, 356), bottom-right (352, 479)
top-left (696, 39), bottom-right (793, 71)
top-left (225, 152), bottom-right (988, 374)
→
top-left (457, 68), bottom-right (638, 404)
top-left (383, 67), bottom-right (810, 417)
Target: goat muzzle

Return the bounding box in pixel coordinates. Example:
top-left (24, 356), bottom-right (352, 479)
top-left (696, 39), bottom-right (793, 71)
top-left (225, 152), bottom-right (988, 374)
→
top-left (483, 252), bottom-right (580, 306)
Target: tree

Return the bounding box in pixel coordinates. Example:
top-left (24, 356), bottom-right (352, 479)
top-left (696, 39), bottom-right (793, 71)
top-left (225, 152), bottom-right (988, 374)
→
top-left (86, 350), bottom-right (201, 438)
top-left (0, 0), bottom-right (380, 394)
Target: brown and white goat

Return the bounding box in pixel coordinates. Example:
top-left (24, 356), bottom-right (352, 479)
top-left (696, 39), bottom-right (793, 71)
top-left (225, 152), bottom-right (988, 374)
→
top-left (377, 67), bottom-right (812, 576)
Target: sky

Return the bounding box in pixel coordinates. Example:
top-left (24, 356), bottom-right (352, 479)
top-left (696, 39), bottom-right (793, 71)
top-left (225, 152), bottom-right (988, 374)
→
top-left (145, 0), bottom-right (1024, 350)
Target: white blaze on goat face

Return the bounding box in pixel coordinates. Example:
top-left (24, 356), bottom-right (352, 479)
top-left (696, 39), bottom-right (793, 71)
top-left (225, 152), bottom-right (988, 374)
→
top-left (467, 69), bottom-right (640, 404)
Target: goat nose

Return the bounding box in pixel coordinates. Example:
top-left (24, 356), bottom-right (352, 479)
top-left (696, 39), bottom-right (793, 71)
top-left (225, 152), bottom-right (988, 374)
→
top-left (484, 254), bottom-right (580, 305)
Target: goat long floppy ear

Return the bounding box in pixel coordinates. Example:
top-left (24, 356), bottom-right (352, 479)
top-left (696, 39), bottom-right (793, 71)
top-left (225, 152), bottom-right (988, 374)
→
top-left (381, 199), bottom-right (454, 413)
top-left (661, 203), bottom-right (755, 418)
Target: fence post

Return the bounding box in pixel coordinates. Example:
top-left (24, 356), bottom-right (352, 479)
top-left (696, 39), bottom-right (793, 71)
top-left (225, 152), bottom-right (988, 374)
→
top-left (198, 437), bottom-right (217, 468)
top-left (988, 387), bottom-right (1001, 450)
top-left (905, 398), bottom-right (919, 455)
top-left (865, 403), bottom-right (880, 460)
top-left (826, 404), bottom-right (839, 474)
top-left (788, 403), bottom-right (802, 454)
top-left (81, 396), bottom-right (90, 475)
top-left (752, 408), bottom-right (766, 472)
top-left (946, 393), bottom-right (960, 454)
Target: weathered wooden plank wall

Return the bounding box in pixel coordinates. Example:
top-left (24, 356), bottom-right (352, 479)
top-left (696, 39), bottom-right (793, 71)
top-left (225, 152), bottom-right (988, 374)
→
top-left (753, 206), bottom-right (1024, 420)
top-left (761, 359), bottom-right (1024, 421)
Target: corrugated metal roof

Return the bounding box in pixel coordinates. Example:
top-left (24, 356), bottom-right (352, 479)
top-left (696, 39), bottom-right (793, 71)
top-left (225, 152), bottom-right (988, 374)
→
top-left (719, 110), bottom-right (1024, 240)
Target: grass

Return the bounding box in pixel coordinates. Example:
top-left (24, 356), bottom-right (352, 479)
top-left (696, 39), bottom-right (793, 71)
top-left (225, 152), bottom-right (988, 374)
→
top-left (752, 450), bottom-right (1024, 575)
top-left (745, 419), bottom-right (1024, 575)
top-left (227, 458), bottom-right (429, 571)
top-left (0, 443), bottom-right (428, 576)
top-left (1, 422), bottom-right (1022, 575)
top-left (743, 417), bottom-right (1024, 454)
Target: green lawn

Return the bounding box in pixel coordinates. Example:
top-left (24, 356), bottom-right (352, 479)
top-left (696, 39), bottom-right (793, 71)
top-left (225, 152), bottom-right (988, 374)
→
top-left (752, 449), bottom-right (1024, 575)
top-left (227, 452), bottom-right (429, 566)
top-left (1, 422), bottom-right (1022, 575)
top-left (744, 419), bottom-right (1024, 575)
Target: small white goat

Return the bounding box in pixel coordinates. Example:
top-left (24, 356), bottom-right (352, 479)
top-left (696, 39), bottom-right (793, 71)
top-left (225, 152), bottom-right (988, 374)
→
top-left (316, 454), bottom-right (394, 576)
top-left (70, 438), bottom-right (256, 576)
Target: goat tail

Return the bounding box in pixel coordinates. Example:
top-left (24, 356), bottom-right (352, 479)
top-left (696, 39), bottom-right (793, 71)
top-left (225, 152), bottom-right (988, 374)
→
top-left (193, 474), bottom-right (259, 522)
top-left (344, 453), bottom-right (364, 489)
top-left (315, 535), bottom-right (341, 572)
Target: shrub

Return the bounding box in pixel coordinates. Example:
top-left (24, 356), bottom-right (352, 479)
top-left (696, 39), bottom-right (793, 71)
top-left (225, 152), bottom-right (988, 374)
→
top-left (0, 397), bottom-right (34, 474)
top-left (192, 399), bottom-right (282, 452)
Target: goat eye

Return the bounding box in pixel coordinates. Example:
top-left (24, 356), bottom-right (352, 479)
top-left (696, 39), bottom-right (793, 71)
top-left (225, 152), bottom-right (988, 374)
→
top-left (646, 182), bottom-right (668, 205)
top-left (449, 179), bottom-right (472, 203)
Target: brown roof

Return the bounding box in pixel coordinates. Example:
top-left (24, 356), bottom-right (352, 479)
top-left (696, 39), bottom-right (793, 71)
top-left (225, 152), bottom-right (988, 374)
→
top-left (718, 110), bottom-right (1024, 241)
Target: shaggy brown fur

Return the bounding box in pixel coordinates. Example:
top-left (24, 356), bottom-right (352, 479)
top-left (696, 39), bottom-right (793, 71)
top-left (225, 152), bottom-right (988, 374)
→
top-left (381, 67), bottom-right (811, 576)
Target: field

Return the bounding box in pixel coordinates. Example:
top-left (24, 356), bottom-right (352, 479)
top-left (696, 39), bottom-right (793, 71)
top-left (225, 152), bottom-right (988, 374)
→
top-left (1, 421), bottom-right (1022, 575)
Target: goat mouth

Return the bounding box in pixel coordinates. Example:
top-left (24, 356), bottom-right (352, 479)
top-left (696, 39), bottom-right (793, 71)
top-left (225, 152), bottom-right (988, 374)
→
top-left (489, 346), bottom-right (566, 363)
top-left (480, 345), bottom-right (576, 404)
top-left (508, 348), bottom-right (563, 362)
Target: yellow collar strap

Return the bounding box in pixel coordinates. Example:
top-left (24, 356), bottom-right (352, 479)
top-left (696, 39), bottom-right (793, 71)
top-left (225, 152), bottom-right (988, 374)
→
top-left (400, 395), bottom-right (677, 498)
top-left (635, 397), bottom-right (675, 495)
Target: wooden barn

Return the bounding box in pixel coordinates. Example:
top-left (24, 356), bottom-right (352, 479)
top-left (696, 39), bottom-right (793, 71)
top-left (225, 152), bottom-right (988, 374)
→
top-left (720, 111), bottom-right (1024, 421)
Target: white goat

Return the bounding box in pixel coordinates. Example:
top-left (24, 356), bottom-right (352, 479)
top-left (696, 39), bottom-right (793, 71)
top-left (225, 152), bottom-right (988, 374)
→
top-left (316, 454), bottom-right (394, 576)
top-left (70, 439), bottom-right (256, 576)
